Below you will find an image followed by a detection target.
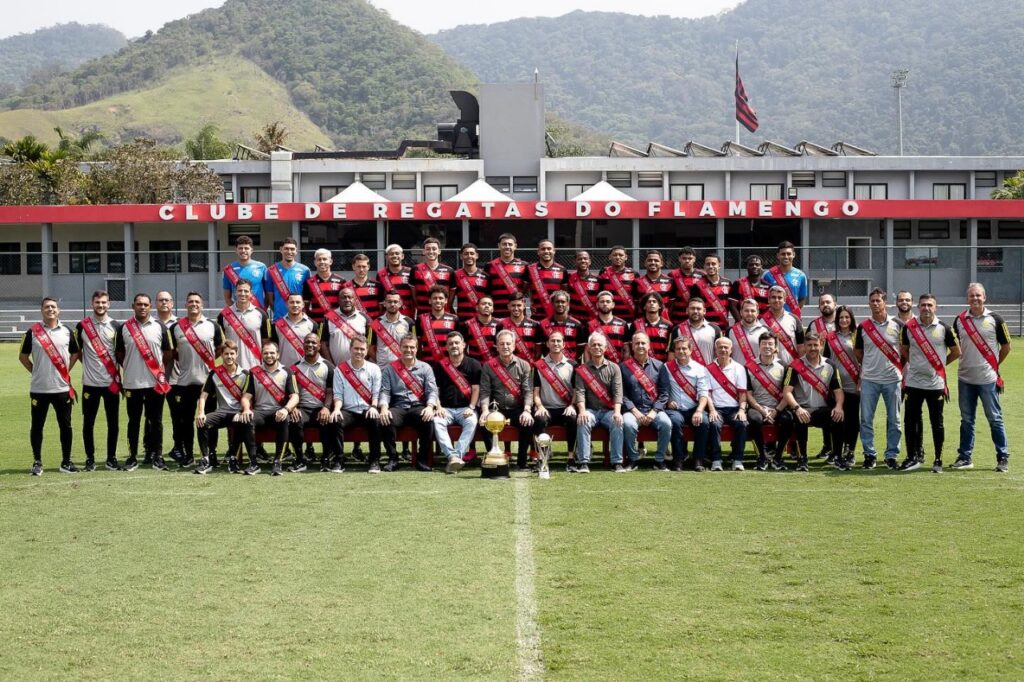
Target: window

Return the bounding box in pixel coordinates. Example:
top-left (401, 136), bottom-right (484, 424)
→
top-left (606, 171), bottom-right (631, 188)
top-left (669, 184), bottom-right (704, 200)
top-left (998, 221), bottom-right (1024, 239)
top-left (222, 179), bottom-right (235, 203)
top-left (791, 171), bottom-right (815, 188)
top-left (854, 183), bottom-right (888, 199)
top-left (0, 243), bottom-right (20, 275)
top-left (933, 183), bottom-right (966, 200)
top-left (240, 187), bottom-right (271, 203)
top-left (750, 184), bottom-right (784, 200)
top-left (637, 171), bottom-right (663, 188)
top-left (486, 176), bottom-right (511, 193)
top-left (27, 242), bottom-right (57, 275)
top-left (319, 185), bottom-right (348, 201)
top-left (893, 221), bottom-right (912, 239)
top-left (975, 171), bottom-right (997, 188)
top-left (564, 184), bottom-right (591, 200)
top-left (513, 176), bottom-right (538, 193)
top-left (188, 240), bottom-right (209, 273)
top-left (918, 220), bottom-right (950, 240)
top-left (391, 173), bottom-right (416, 190)
top-left (107, 241), bottom-right (125, 273)
top-left (361, 173), bottom-right (386, 190)
top-left (424, 185), bottom-right (457, 201)
top-left (959, 221), bottom-right (993, 240)
top-left (69, 241), bottom-right (101, 274)
top-left (847, 237), bottom-right (871, 269)
top-left (228, 224), bottom-right (261, 246)
top-left (821, 171), bottom-right (847, 188)
top-left (150, 240), bottom-right (182, 273)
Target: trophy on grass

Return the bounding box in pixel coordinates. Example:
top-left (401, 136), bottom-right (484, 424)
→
top-left (535, 433), bottom-right (552, 479)
top-left (481, 400), bottom-right (510, 479)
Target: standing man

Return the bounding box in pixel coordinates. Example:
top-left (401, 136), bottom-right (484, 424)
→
top-left (274, 293), bottom-right (318, 369)
top-left (631, 292), bottom-right (674, 362)
top-left (453, 243), bottom-right (489, 325)
top-left (116, 293), bottom-right (173, 471)
top-left (669, 247), bottom-right (703, 325)
top-left (761, 241), bottom-right (808, 318)
top-left (895, 290), bottom-right (916, 326)
top-left (632, 250), bottom-right (674, 319)
top-left (762, 286), bottom-right (804, 365)
top-left (574, 332), bottom-right (628, 473)
top-left (744, 333), bottom-right (790, 471)
top-left (487, 233), bottom-right (529, 317)
top-left (808, 293), bottom-right (838, 337)
top-left (705, 337), bottom-right (749, 471)
top-left (463, 295), bottom-right (500, 363)
top-left (540, 291), bottom-right (585, 361)
top-left (411, 237), bottom-right (454, 315)
top-left (303, 248), bottom-right (346, 325)
top-left (501, 292), bottom-right (543, 360)
top-left (690, 254), bottom-right (731, 330)
top-left (588, 291), bottom-right (631, 364)
top-left (76, 290), bottom-right (122, 471)
top-left (657, 336), bottom-right (711, 471)
top-left (480, 330), bottom-right (535, 470)
top-left (238, 341), bottom-right (298, 476)
top-left (854, 287), bottom-right (904, 469)
top-left (168, 292), bottom-right (224, 468)
top-left (154, 291), bottom-right (177, 329)
top-left (371, 291), bottom-right (414, 366)
top-left (377, 244), bottom-right (414, 318)
top-left (532, 331), bottom-right (578, 463)
top-left (20, 297), bottom-right (79, 475)
top-left (348, 253), bottom-right (382, 320)
top-left (320, 287), bottom-right (371, 366)
top-left (621, 333), bottom-right (671, 470)
top-left (379, 336), bottom-right (439, 472)
top-left (900, 294), bottom-right (960, 472)
top-left (287, 333), bottom-right (338, 472)
top-left (154, 290), bottom-right (179, 461)
top-left (265, 237), bottom-right (311, 321)
top-left (953, 283), bottom-right (1011, 472)
top-left (218, 279), bottom-right (271, 370)
top-left (728, 299), bottom-right (770, 367)
top-left (566, 250), bottom-right (600, 324)
top-left (417, 286), bottom-right (460, 363)
top-left (598, 245), bottom-right (637, 321)
top-left (728, 254), bottom-right (770, 320)
top-left (671, 297), bottom-right (722, 366)
top-left (222, 235), bottom-right (267, 308)
top-left (778, 333), bottom-right (845, 472)
top-left (195, 341), bottom-right (247, 474)
top-left (431, 331), bottom-right (481, 474)
top-left (527, 238), bottom-right (567, 321)
top-left (330, 337), bottom-right (383, 472)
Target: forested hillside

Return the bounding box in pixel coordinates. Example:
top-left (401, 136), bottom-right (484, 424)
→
top-left (0, 23), bottom-right (125, 93)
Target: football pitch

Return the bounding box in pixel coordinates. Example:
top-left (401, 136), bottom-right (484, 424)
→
top-left (1, 343), bottom-right (1022, 680)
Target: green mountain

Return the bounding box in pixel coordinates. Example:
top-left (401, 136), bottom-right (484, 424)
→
top-left (2, 0), bottom-right (476, 150)
top-left (0, 23), bottom-right (126, 93)
top-left (432, 0), bottom-right (1024, 155)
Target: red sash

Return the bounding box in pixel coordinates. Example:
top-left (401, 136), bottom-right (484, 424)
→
top-left (791, 359), bottom-right (830, 399)
top-left (326, 309), bottom-right (363, 342)
top-left (958, 312), bottom-right (1004, 391)
top-left (440, 358), bottom-right (473, 399)
top-left (907, 319), bottom-right (949, 396)
top-left (221, 306), bottom-right (262, 360)
top-left (733, 324), bottom-right (783, 402)
top-left (812, 317), bottom-right (831, 336)
top-left (768, 266), bottom-right (801, 318)
top-left (634, 275), bottom-right (654, 297)
top-left (267, 263), bottom-right (294, 307)
top-left (339, 361), bottom-right (373, 405)
top-left (420, 313), bottom-right (447, 360)
top-left (391, 360), bottom-right (425, 401)
top-left (527, 263), bottom-right (555, 319)
top-left (307, 275), bottom-right (334, 314)
top-left (502, 319), bottom-right (531, 358)
top-left (623, 358), bottom-right (657, 401)
top-left (671, 270), bottom-right (694, 305)
top-left (251, 365), bottom-right (287, 405)
top-left (31, 323), bottom-right (77, 399)
top-left (707, 361), bottom-right (740, 401)
top-left (416, 262), bottom-right (438, 290)
top-left (490, 258), bottom-right (521, 295)
top-left (738, 278), bottom-right (754, 302)
top-left (81, 317), bottom-right (120, 393)
top-left (466, 318), bottom-right (493, 359)
top-left (534, 358), bottom-right (573, 403)
top-left (487, 357), bottom-right (523, 401)
top-left (694, 277), bottom-right (729, 320)
top-left (676, 323), bottom-right (707, 365)
top-left (274, 318), bottom-right (305, 357)
top-left (454, 269), bottom-right (482, 308)
top-left (762, 312), bottom-right (798, 359)
top-left (603, 267), bottom-right (636, 318)
top-left (377, 268), bottom-right (403, 295)
top-left (568, 272), bottom-right (598, 318)
top-left (666, 360), bottom-right (698, 402)
top-left (370, 318), bottom-right (402, 358)
top-left (589, 319), bottom-right (622, 363)
top-left (576, 363), bottom-right (615, 409)
top-left (860, 320), bottom-right (903, 371)
top-left (826, 332), bottom-right (860, 385)
top-left (214, 366), bottom-right (244, 402)
top-left (292, 363), bottom-right (327, 403)
top-left (346, 280), bottom-right (368, 313)
top-left (125, 318), bottom-right (170, 395)
top-left (223, 265), bottom-right (264, 309)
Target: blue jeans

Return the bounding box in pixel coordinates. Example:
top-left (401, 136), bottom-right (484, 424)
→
top-left (577, 409), bottom-right (625, 464)
top-left (433, 407), bottom-right (479, 460)
top-left (624, 411), bottom-right (671, 462)
top-left (709, 406), bottom-right (749, 463)
top-left (666, 408), bottom-right (709, 462)
top-left (957, 380), bottom-right (1009, 461)
top-left (859, 379), bottom-right (902, 460)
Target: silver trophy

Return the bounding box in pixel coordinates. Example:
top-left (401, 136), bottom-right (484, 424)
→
top-left (535, 433), bottom-right (552, 479)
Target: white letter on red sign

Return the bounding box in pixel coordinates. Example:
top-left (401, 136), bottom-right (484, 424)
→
top-left (535, 202), bottom-right (548, 217)
top-left (576, 202), bottom-right (591, 217)
top-left (455, 203), bottom-right (471, 218)
top-left (842, 201), bottom-right (859, 216)
top-left (159, 205), bottom-right (175, 221)
top-left (238, 204), bottom-right (253, 220)
top-left (813, 201), bottom-right (828, 217)
top-left (373, 203), bottom-right (387, 219)
top-left (758, 201), bottom-right (772, 217)
top-left (728, 202), bottom-right (746, 217)
top-left (305, 203), bottom-right (321, 219)
top-left (673, 202), bottom-right (687, 217)
top-left (185, 204), bottom-right (198, 221)
top-left (264, 204), bottom-right (278, 219)
top-left (401, 203), bottom-right (414, 219)
top-left (504, 202), bottom-right (521, 218)
top-left (785, 201), bottom-right (801, 217)
top-left (332, 203), bottom-right (347, 219)
top-left (211, 205), bottom-right (226, 220)
top-left (605, 202), bottom-right (621, 217)
top-left (426, 203), bottom-right (442, 218)
top-left (648, 202), bottom-right (661, 217)
top-left (480, 202), bottom-right (494, 218)
top-left (699, 202), bottom-right (716, 217)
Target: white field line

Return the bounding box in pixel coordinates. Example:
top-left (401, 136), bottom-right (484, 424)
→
top-left (514, 474), bottom-right (544, 681)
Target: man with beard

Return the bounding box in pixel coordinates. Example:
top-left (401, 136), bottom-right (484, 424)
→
top-left (371, 291), bottom-right (414, 366)
top-left (630, 292), bottom-right (673, 362)
top-left (238, 341), bottom-right (298, 476)
top-left (411, 237), bottom-right (454, 315)
top-left (75, 290), bottom-right (122, 471)
top-left (501, 292), bottom-right (543, 360)
top-left (588, 291), bottom-right (631, 364)
top-left (348, 253), bottom-right (382, 320)
top-left (320, 287), bottom-right (371, 366)
top-left (598, 245), bottom-right (637, 321)
top-left (480, 330), bottom-right (535, 470)
top-left (807, 293), bottom-right (838, 338)
top-left (566, 250), bottom-right (600, 324)
top-left (303, 248), bottom-right (346, 325)
top-left (669, 247), bottom-right (703, 325)
top-left (761, 241), bottom-right (808, 318)
top-left (487, 233), bottom-right (528, 316)
top-left (621, 333), bottom-right (671, 470)
top-left (454, 243), bottom-right (489, 325)
top-left (532, 331), bottom-right (578, 465)
top-left (728, 299), bottom-right (770, 367)
top-left (377, 244), bottom-right (414, 317)
top-left (218, 279), bottom-right (271, 370)
top-left (690, 254), bottom-right (731, 330)
top-left (287, 333), bottom-right (338, 473)
top-left (540, 290), bottom-right (585, 361)
top-left (195, 341), bottom-right (247, 474)
top-left (632, 250), bottom-right (674, 318)
top-left (744, 333), bottom-right (790, 471)
top-left (778, 334), bottom-right (845, 472)
top-left (671, 297), bottom-right (722, 366)
top-left (265, 237), bottom-right (311, 321)
top-left (527, 238), bottom-right (567, 321)
top-left (728, 254), bottom-right (770, 320)
top-left (379, 336), bottom-right (439, 472)
top-left (895, 290), bottom-right (916, 326)
top-left (431, 331), bottom-right (481, 474)
top-left (274, 293), bottom-right (317, 369)
top-left (762, 286), bottom-right (805, 366)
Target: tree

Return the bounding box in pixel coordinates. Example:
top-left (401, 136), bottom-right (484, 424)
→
top-left (185, 123), bottom-right (234, 160)
top-left (85, 138), bottom-right (223, 204)
top-left (54, 126), bottom-right (104, 160)
top-left (1, 135), bottom-right (50, 163)
top-left (0, 163), bottom-right (42, 205)
top-left (991, 170), bottom-right (1024, 199)
top-left (253, 121), bottom-right (289, 154)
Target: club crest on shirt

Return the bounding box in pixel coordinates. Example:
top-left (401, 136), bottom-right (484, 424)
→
top-left (770, 367), bottom-right (784, 380)
top-left (982, 319), bottom-right (994, 330)
top-left (314, 365), bottom-right (328, 380)
top-left (931, 327), bottom-right (943, 339)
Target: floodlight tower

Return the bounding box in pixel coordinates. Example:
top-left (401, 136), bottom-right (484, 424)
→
top-left (892, 69), bottom-right (909, 156)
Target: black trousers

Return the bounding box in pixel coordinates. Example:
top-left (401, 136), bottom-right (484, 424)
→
top-left (382, 406), bottom-right (433, 461)
top-left (198, 408), bottom-right (242, 460)
top-left (482, 422), bottom-right (536, 467)
top-left (746, 408), bottom-right (793, 457)
top-left (533, 406), bottom-right (578, 453)
top-left (125, 387), bottom-right (165, 458)
top-left (30, 391), bottom-right (74, 462)
top-left (904, 386), bottom-right (945, 459)
top-left (288, 406), bottom-right (340, 459)
top-left (841, 392), bottom-right (860, 451)
top-left (777, 407), bottom-right (842, 462)
top-left (81, 384), bottom-right (120, 461)
top-left (169, 384), bottom-right (203, 456)
top-left (243, 407), bottom-right (289, 458)
top-left (337, 410), bottom-right (382, 461)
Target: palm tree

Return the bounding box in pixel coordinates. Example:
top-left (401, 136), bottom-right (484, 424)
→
top-left (1, 135), bottom-right (50, 163)
top-left (254, 121), bottom-right (289, 154)
top-left (991, 170), bottom-right (1024, 200)
top-left (54, 127), bottom-right (104, 160)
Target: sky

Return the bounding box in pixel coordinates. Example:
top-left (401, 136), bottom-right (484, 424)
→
top-left (1, 0), bottom-right (742, 39)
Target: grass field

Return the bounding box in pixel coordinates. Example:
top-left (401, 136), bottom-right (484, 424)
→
top-left (2, 342), bottom-right (1023, 680)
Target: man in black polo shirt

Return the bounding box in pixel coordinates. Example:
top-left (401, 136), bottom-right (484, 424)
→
top-left (432, 331), bottom-right (481, 474)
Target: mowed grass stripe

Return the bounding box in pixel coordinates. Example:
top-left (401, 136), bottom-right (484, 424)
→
top-left (515, 474), bottom-right (544, 681)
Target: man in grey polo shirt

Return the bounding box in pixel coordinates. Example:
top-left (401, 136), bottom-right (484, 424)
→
top-left (238, 341), bottom-right (299, 476)
top-left (480, 329), bottom-right (535, 470)
top-left (532, 330), bottom-right (578, 466)
top-left (854, 287), bottom-right (904, 469)
top-left (75, 289), bottom-right (122, 471)
top-left (169, 292), bottom-right (223, 468)
top-left (218, 279), bottom-right (271, 371)
top-left (778, 333), bottom-right (845, 472)
top-left (288, 333), bottom-right (338, 472)
top-left (330, 336), bottom-right (383, 473)
top-left (379, 335), bottom-right (439, 472)
top-left (574, 331), bottom-right (627, 473)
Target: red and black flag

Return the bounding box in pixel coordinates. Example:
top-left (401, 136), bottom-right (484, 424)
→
top-left (735, 53), bottom-right (759, 133)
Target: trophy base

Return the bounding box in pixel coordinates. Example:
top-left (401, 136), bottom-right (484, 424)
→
top-left (481, 464), bottom-right (510, 479)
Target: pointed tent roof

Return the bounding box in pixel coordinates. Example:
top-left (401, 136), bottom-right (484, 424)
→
top-left (325, 181), bottom-right (389, 203)
top-left (446, 179), bottom-right (509, 202)
top-left (571, 181), bottom-right (636, 202)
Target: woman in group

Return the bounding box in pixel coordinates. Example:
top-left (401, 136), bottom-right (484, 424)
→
top-left (823, 305), bottom-right (861, 469)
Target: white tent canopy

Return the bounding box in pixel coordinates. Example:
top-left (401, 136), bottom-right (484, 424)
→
top-left (446, 179), bottom-right (510, 203)
top-left (325, 181), bottom-right (389, 203)
top-left (570, 181), bottom-right (636, 202)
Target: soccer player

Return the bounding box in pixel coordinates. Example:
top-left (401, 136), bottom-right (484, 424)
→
top-left (417, 286), bottom-right (460, 363)
top-left (532, 331), bottom-right (578, 463)
top-left (657, 336), bottom-right (711, 471)
top-left (621, 333), bottom-right (671, 470)
top-left (807, 293), bottom-right (837, 337)
top-left (500, 292), bottom-right (543, 360)
top-left (303, 247), bottom-right (346, 324)
top-left (273, 293), bottom-right (317, 368)
top-left (487, 233), bottom-right (529, 316)
top-left (728, 298), bottom-right (770, 367)
top-left (431, 331), bottom-right (481, 473)
top-left (377, 244), bottom-right (414, 317)
top-left (671, 297), bottom-right (722, 366)
top-left (566, 250), bottom-right (600, 324)
top-left (539, 291), bottom-right (585, 361)
top-left (744, 333), bottom-right (790, 471)
top-left (379, 335), bottom-right (439, 472)
top-left (574, 332), bottom-right (627, 473)
top-left (854, 287), bottom-right (904, 469)
top-left (669, 246), bottom-right (703, 324)
top-left (288, 333), bottom-right (338, 472)
top-left (195, 341), bottom-right (247, 474)
top-left (480, 330), bottom-right (535, 470)
top-left (218, 279), bottom-right (271, 370)
top-left (598, 245), bottom-right (637, 321)
top-left (371, 291), bottom-right (414, 366)
top-left (320, 287), bottom-right (371, 366)
top-left (900, 294), bottom-right (960, 472)
top-left (265, 237), bottom-right (311, 321)
top-left (952, 282), bottom-right (1012, 472)
top-left (633, 250), bottom-right (674, 318)
top-left (168, 292), bottom-right (223, 467)
top-left (411, 237), bottom-right (454, 315)
top-left (705, 337), bottom-right (749, 471)
top-left (728, 254), bottom-right (770, 320)
top-left (463, 294), bottom-right (500, 362)
top-left (690, 254), bottom-right (731, 330)
top-left (588, 291), bottom-right (630, 364)
top-left (453, 243), bottom-right (489, 324)
top-left (348, 253), bottom-right (382, 320)
top-left (823, 306), bottom-right (861, 466)
top-left (631, 292), bottom-right (673, 362)
top-left (778, 333), bottom-right (845, 472)
top-left (527, 238), bottom-right (567, 320)
top-left (153, 290), bottom-right (179, 461)
top-left (20, 297), bottom-right (79, 475)
top-left (238, 341), bottom-right (298, 476)
top-left (222, 235), bottom-right (267, 308)
top-left (330, 336), bottom-right (383, 473)
top-left (761, 241), bottom-right (808, 318)
top-left (75, 289), bottom-right (122, 471)
top-left (762, 286), bottom-right (804, 365)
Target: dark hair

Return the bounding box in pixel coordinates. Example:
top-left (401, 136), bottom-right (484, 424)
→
top-left (460, 242), bottom-right (478, 253)
top-left (638, 292), bottom-right (664, 310)
top-left (744, 254), bottom-right (762, 266)
top-left (509, 291), bottom-right (527, 303)
top-left (835, 305), bottom-right (858, 331)
top-left (186, 291), bottom-right (204, 301)
top-left (919, 293), bottom-right (937, 303)
top-left (537, 238), bottom-right (554, 248)
top-left (757, 332), bottom-right (778, 344)
top-left (281, 237), bottom-right (298, 247)
top-left (234, 235), bottom-right (253, 247)
top-left (445, 331), bottom-right (465, 344)
top-left (353, 253), bottom-right (370, 263)
top-left (644, 250), bottom-right (663, 261)
top-left (133, 293), bottom-right (151, 304)
top-left (41, 296), bottom-right (59, 306)
top-left (423, 237), bottom-right (441, 248)
top-left (428, 285), bottom-right (448, 299)
top-left (609, 244), bottom-right (627, 254)
top-left (869, 287), bottom-right (887, 300)
top-left (498, 233), bottom-right (517, 244)
top-left (777, 241), bottom-right (796, 252)
top-left (678, 247), bottom-right (696, 257)
top-left (91, 290), bottom-right (109, 300)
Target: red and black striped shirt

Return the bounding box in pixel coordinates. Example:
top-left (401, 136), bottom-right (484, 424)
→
top-left (566, 271), bottom-right (600, 324)
top-left (416, 312), bottom-right (460, 363)
top-left (588, 316), bottom-right (631, 363)
top-left (500, 317), bottom-right (544, 360)
top-left (669, 269), bottom-right (703, 325)
top-left (630, 316), bottom-right (674, 362)
top-left (348, 276), bottom-right (382, 320)
top-left (539, 317), bottom-right (585, 361)
top-left (728, 277), bottom-right (770, 319)
top-left (303, 273), bottom-right (346, 324)
top-left (411, 262), bottom-right (454, 316)
top-left (689, 277), bottom-right (732, 329)
top-left (377, 266), bottom-right (414, 317)
top-left (462, 317), bottom-right (501, 362)
top-left (453, 267), bottom-right (490, 324)
top-left (598, 266), bottom-right (638, 320)
top-left (527, 262), bottom-right (567, 319)
top-left (633, 274), bottom-right (674, 316)
top-left (486, 258), bottom-right (528, 317)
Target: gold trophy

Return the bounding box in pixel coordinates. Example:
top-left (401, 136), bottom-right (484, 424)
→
top-left (535, 433), bottom-right (552, 479)
top-left (481, 401), bottom-right (510, 479)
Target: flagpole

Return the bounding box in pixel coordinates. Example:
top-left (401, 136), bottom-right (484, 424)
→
top-left (734, 41), bottom-right (740, 144)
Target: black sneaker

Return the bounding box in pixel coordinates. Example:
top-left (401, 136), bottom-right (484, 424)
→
top-left (754, 458), bottom-right (768, 472)
top-left (863, 456), bottom-right (877, 470)
top-left (178, 455), bottom-right (195, 469)
top-left (815, 448), bottom-right (831, 460)
top-left (898, 458), bottom-right (920, 472)
top-left (770, 459), bottom-right (787, 471)
top-left (142, 454), bottom-right (153, 466)
top-left (122, 457), bottom-right (139, 472)
top-left (835, 458), bottom-right (852, 472)
top-left (796, 460), bottom-right (809, 472)
top-left (694, 461), bottom-right (706, 472)
top-left (566, 461), bottom-right (578, 473)
top-left (931, 459), bottom-right (943, 474)
top-left (271, 460), bottom-right (283, 476)
top-left (576, 463), bottom-right (590, 474)
top-left (368, 461), bottom-right (382, 474)
top-left (227, 458), bottom-right (240, 474)
top-left (194, 459), bottom-right (212, 475)
top-left (151, 456), bottom-right (168, 471)
top-left (105, 458), bottom-right (121, 471)
top-left (208, 452), bottom-right (219, 468)
top-left (951, 457), bottom-right (974, 470)
top-left (31, 460), bottom-right (43, 476)
top-left (415, 461), bottom-right (433, 473)
top-left (995, 457), bottom-right (1009, 473)
top-left (244, 463), bottom-right (261, 475)
top-left (884, 458), bottom-right (899, 470)
top-left (165, 447), bottom-right (183, 464)
top-left (382, 460), bottom-right (400, 473)
top-left (653, 461), bottom-right (669, 471)
top-left (83, 458), bottom-right (96, 472)
top-left (824, 453), bottom-right (836, 466)
top-left (613, 463), bottom-right (628, 473)
top-left (329, 460), bottom-right (345, 473)
top-left (288, 460), bottom-right (308, 473)
top-left (59, 461), bottom-right (79, 474)
top-left (351, 444), bottom-right (366, 463)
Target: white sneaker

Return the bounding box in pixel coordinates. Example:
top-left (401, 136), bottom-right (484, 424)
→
top-left (732, 460), bottom-right (744, 471)
top-left (445, 457), bottom-right (465, 474)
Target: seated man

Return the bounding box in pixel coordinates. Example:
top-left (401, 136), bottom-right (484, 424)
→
top-left (532, 331), bottom-right (578, 466)
top-left (195, 341), bottom-right (247, 474)
top-left (705, 337), bottom-right (749, 471)
top-left (330, 336), bottom-right (384, 473)
top-left (743, 333), bottom-right (790, 471)
top-left (574, 332), bottom-right (628, 473)
top-left (431, 331), bottom-right (481, 474)
top-left (379, 335), bottom-right (439, 472)
top-left (480, 330), bottom-right (535, 470)
top-left (238, 341), bottom-right (299, 476)
top-left (287, 333), bottom-right (339, 472)
top-left (620, 333), bottom-right (671, 470)
top-left (657, 336), bottom-right (712, 471)
top-left (777, 333), bottom-right (845, 472)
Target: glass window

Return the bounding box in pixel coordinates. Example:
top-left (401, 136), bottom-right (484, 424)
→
top-left (932, 183), bottom-right (966, 200)
top-left (319, 185), bottom-right (348, 201)
top-left (240, 187), bottom-right (271, 203)
top-left (188, 240), bottom-right (209, 273)
top-left (854, 183), bottom-right (888, 199)
top-left (749, 184), bottom-right (784, 200)
top-left (391, 173), bottom-right (416, 190)
top-left (69, 241), bottom-right (101, 274)
top-left (637, 171), bottom-right (663, 188)
top-left (975, 171), bottom-right (997, 188)
top-left (27, 242), bottom-right (57, 275)
top-left (564, 184), bottom-right (592, 200)
top-left (423, 185), bottom-right (458, 201)
top-left (821, 171), bottom-right (847, 188)
top-left (0, 243), bottom-right (20, 275)
top-left (150, 240), bottom-right (182, 273)
top-left (669, 184), bottom-right (704, 200)
top-left (486, 176), bottom-right (511, 193)
top-left (606, 171), bottom-right (631, 188)
top-left (228, 224), bottom-right (261, 246)
top-left (893, 221), bottom-right (912, 239)
top-left (918, 220), bottom-right (950, 240)
top-left (997, 221), bottom-right (1024, 239)
top-left (361, 173), bottom-right (386, 190)
top-left (791, 171), bottom-right (815, 188)
top-left (513, 176), bottom-right (538, 193)
top-left (107, 241), bottom-right (125, 273)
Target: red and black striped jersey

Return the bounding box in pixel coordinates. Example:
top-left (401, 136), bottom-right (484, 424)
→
top-left (486, 258), bottom-right (528, 317)
top-left (598, 266), bottom-right (638, 320)
top-left (728, 277), bottom-right (770, 319)
top-left (539, 317), bottom-right (586, 361)
top-left (588, 316), bottom-right (631, 363)
top-left (416, 312), bottom-right (460, 363)
top-left (526, 262), bottom-right (567, 319)
top-left (669, 269), bottom-right (703, 325)
top-left (377, 266), bottom-right (414, 317)
top-left (348, 276), bottom-right (382, 319)
top-left (566, 271), bottom-right (600, 323)
top-left (453, 267), bottom-right (489, 323)
top-left (411, 262), bottom-right (454, 315)
top-left (689, 277), bottom-right (732, 329)
top-left (462, 317), bottom-right (500, 362)
top-left (303, 273), bottom-right (346, 324)
top-left (499, 317), bottom-right (544, 360)
top-left (633, 274), bottom-right (674, 315)
top-left (630, 316), bottom-right (674, 362)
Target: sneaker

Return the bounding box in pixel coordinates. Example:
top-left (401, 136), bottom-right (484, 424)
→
top-left (710, 461), bottom-right (723, 472)
top-left (227, 458), bottom-right (240, 474)
top-left (898, 458), bottom-right (921, 472)
top-left (995, 457), bottom-right (1009, 473)
top-left (576, 463), bottom-right (590, 474)
top-left (31, 460), bottom-right (43, 476)
top-left (382, 460), bottom-right (400, 473)
top-left (59, 461), bottom-right (79, 474)
top-left (732, 460), bottom-right (745, 472)
top-left (754, 459), bottom-right (769, 472)
top-left (288, 460), bottom-right (308, 473)
top-left (415, 461), bottom-right (433, 473)
top-left (83, 458), bottom-right (96, 472)
top-left (796, 460), bottom-right (809, 472)
top-left (122, 457), bottom-right (139, 472)
top-left (151, 456), bottom-right (168, 471)
top-left (445, 457), bottom-right (465, 474)
top-left (931, 459), bottom-right (943, 474)
top-left (178, 455), bottom-right (195, 469)
top-left (208, 453), bottom-right (219, 468)
top-left (105, 458), bottom-right (121, 471)
top-left (194, 459), bottom-right (212, 475)
top-left (165, 447), bottom-right (184, 464)
top-left (142, 454), bottom-right (153, 466)
top-left (329, 460), bottom-right (345, 473)
top-left (368, 461), bottom-right (382, 474)
top-left (624, 460), bottom-right (641, 472)
top-left (271, 460), bottom-right (283, 476)
top-left (566, 460), bottom-right (578, 473)
top-left (613, 463), bottom-right (629, 473)
top-left (863, 456), bottom-right (877, 470)
top-left (694, 461), bottom-right (706, 472)
top-left (244, 463), bottom-right (261, 476)
top-left (824, 453), bottom-right (836, 466)
top-left (884, 458), bottom-right (899, 470)
top-left (653, 461), bottom-right (669, 471)
top-left (951, 457), bottom-right (974, 470)
top-left (815, 448), bottom-right (831, 460)
top-left (770, 459), bottom-right (787, 472)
